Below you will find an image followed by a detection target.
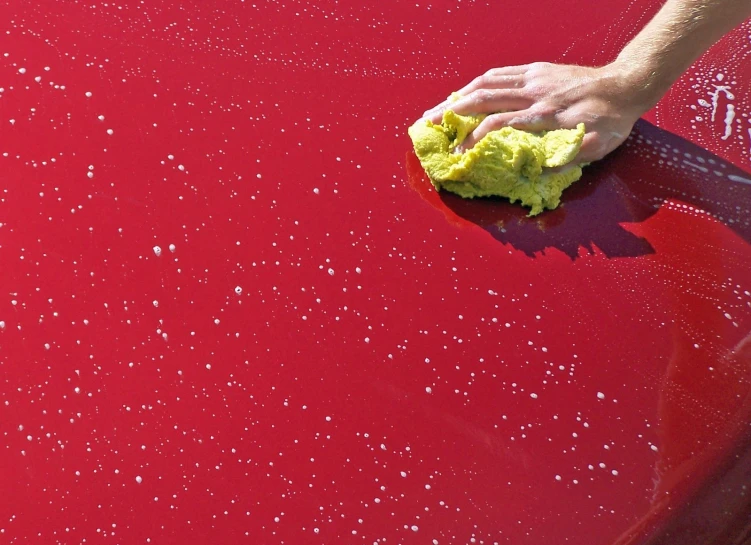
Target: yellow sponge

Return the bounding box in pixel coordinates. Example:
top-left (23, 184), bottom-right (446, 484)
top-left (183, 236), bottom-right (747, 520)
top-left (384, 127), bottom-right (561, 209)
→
top-left (408, 109), bottom-right (585, 216)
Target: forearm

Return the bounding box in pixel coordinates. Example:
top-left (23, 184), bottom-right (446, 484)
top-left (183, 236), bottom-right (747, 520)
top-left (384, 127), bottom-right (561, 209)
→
top-left (612, 0), bottom-right (751, 111)
top-left (420, 0), bottom-right (751, 162)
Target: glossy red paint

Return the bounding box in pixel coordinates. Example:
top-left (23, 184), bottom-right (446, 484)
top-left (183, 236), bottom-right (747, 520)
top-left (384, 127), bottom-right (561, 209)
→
top-left (1, 1), bottom-right (750, 544)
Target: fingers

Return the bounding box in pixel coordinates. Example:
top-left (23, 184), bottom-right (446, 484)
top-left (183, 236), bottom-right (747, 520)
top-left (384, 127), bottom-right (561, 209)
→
top-left (456, 107), bottom-right (563, 152)
top-left (423, 88), bottom-right (533, 123)
top-left (449, 88), bottom-right (532, 115)
top-left (422, 66), bottom-right (530, 122)
top-left (450, 109), bottom-right (612, 168)
top-left (505, 109), bottom-right (561, 132)
top-left (422, 98), bottom-right (454, 123)
top-left (485, 65), bottom-right (531, 76)
top-left (574, 131), bottom-right (621, 164)
top-left (456, 111), bottom-right (529, 151)
top-left (573, 133), bottom-right (598, 164)
top-left (455, 72), bottom-right (525, 97)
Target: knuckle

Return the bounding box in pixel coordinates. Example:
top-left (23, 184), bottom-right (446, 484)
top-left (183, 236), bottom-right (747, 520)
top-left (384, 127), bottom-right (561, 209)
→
top-left (486, 113), bottom-right (508, 129)
top-left (499, 75), bottom-right (520, 87)
top-left (529, 61), bottom-right (551, 71)
top-left (474, 74), bottom-right (489, 88)
top-left (524, 81), bottom-right (547, 98)
top-left (566, 106), bottom-right (596, 125)
top-left (471, 88), bottom-right (494, 103)
top-left (507, 112), bottom-right (534, 127)
top-left (531, 103), bottom-right (558, 119)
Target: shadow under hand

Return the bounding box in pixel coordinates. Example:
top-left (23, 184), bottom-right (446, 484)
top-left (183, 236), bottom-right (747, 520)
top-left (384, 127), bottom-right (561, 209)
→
top-left (406, 119), bottom-right (751, 259)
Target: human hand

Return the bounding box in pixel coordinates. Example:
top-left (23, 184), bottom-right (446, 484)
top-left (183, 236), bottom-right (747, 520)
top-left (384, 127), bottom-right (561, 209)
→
top-left (421, 62), bottom-right (651, 163)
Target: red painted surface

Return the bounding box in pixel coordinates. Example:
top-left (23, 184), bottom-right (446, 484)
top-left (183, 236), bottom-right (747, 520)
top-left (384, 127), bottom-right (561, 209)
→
top-left (1, 1), bottom-right (750, 544)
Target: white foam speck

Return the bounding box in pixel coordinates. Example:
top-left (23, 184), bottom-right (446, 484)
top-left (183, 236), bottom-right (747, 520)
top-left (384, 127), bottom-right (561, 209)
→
top-left (728, 174), bottom-right (751, 185)
top-left (683, 160), bottom-right (709, 173)
top-left (721, 104), bottom-right (735, 140)
top-left (709, 85), bottom-right (734, 123)
top-left (153, 245), bottom-right (162, 256)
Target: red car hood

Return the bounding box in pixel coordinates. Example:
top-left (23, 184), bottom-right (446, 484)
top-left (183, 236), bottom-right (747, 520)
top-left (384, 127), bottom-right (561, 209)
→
top-left (1, 1), bottom-right (750, 544)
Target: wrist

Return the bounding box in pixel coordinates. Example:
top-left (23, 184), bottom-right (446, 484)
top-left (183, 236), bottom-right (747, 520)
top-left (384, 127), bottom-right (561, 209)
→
top-left (604, 58), bottom-right (668, 115)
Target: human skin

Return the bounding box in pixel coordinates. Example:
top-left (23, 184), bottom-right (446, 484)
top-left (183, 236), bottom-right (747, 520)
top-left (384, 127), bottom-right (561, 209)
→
top-left (421, 0), bottom-right (751, 164)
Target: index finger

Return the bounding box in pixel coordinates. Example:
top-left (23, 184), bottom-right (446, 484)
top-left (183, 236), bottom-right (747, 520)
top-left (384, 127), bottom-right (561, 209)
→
top-left (424, 88), bottom-right (532, 123)
top-left (421, 65), bottom-right (530, 121)
top-left (455, 65), bottom-right (529, 96)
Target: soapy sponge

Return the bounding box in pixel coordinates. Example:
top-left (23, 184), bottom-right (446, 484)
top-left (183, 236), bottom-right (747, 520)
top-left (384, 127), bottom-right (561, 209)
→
top-left (408, 110), bottom-right (585, 215)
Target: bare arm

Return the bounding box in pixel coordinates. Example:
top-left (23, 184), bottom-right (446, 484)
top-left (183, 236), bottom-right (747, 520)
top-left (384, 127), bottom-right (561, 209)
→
top-left (421, 0), bottom-right (751, 163)
top-left (614, 0), bottom-right (751, 109)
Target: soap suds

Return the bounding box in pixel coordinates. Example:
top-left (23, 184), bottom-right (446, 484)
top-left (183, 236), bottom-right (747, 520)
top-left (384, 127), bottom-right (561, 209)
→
top-left (721, 103), bottom-right (735, 140)
top-left (709, 85), bottom-right (734, 123)
top-left (683, 160), bottom-right (709, 173)
top-left (728, 174), bottom-right (751, 185)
